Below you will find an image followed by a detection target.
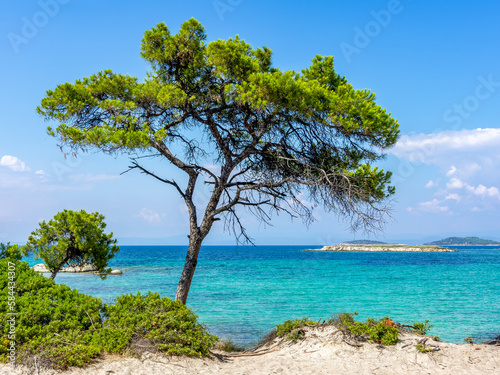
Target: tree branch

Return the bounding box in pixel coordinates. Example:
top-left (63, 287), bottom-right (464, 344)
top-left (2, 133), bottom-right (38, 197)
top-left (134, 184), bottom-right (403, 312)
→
top-left (123, 161), bottom-right (185, 198)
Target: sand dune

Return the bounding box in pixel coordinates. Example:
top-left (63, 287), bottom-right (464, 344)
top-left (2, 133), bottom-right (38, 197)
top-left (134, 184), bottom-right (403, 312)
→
top-left (3, 326), bottom-right (499, 375)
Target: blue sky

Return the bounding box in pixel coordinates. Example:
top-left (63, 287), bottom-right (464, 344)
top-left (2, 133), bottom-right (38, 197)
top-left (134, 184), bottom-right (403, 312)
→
top-left (1, 0), bottom-right (499, 245)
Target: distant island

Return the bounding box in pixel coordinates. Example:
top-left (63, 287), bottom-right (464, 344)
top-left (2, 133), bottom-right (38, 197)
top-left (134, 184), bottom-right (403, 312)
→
top-left (305, 244), bottom-right (456, 252)
top-left (304, 236), bottom-right (500, 253)
top-left (424, 236), bottom-right (500, 246)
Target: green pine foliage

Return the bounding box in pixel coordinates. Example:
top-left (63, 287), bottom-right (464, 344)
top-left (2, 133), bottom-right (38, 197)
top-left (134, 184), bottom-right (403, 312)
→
top-left (24, 209), bottom-right (119, 279)
top-left (0, 243), bottom-right (23, 261)
top-left (0, 259), bottom-right (217, 370)
top-left (38, 18), bottom-right (400, 304)
top-left (101, 292), bottom-right (217, 357)
top-left (0, 260), bottom-right (103, 369)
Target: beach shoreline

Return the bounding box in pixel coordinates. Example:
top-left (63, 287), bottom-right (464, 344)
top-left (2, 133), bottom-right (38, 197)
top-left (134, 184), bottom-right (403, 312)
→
top-left (3, 325), bottom-right (498, 375)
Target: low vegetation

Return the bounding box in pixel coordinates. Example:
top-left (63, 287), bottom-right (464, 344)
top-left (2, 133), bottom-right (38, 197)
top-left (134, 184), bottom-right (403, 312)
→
top-left (101, 292), bottom-right (217, 357)
top-left (416, 342), bottom-right (435, 353)
top-left (268, 312), bottom-right (434, 347)
top-left (0, 253), bottom-right (217, 370)
top-left (330, 313), bottom-right (400, 345)
top-left (275, 318), bottom-right (318, 342)
top-left (215, 339), bottom-right (246, 352)
top-left (411, 320), bottom-right (433, 336)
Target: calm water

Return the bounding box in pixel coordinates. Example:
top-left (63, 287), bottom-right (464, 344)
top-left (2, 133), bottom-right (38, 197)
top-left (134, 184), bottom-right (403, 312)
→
top-left (28, 245), bottom-right (500, 346)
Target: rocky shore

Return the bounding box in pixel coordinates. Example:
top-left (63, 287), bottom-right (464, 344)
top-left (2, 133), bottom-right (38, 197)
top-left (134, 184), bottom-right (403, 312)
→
top-left (32, 263), bottom-right (123, 274)
top-left (305, 244), bottom-right (456, 252)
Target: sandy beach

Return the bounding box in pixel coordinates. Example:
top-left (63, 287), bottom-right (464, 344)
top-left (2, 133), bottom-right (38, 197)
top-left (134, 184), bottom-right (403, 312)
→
top-left (3, 325), bottom-right (498, 375)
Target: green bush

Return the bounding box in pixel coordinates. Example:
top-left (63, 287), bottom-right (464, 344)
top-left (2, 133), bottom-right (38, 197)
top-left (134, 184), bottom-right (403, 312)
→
top-left (216, 339), bottom-right (245, 352)
top-left (101, 292), bottom-right (218, 357)
top-left (0, 242), bottom-right (23, 261)
top-left (0, 259), bottom-right (103, 369)
top-left (271, 314), bottom-right (405, 345)
top-left (274, 318), bottom-right (317, 342)
top-left (411, 320), bottom-right (433, 335)
top-left (416, 343), bottom-right (434, 353)
top-left (330, 312), bottom-right (400, 345)
top-left (0, 259), bottom-right (217, 370)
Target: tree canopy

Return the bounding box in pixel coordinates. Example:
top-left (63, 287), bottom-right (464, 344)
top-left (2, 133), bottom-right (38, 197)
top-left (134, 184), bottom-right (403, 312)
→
top-left (24, 209), bottom-right (119, 279)
top-left (38, 18), bottom-right (399, 303)
top-left (0, 242), bottom-right (22, 261)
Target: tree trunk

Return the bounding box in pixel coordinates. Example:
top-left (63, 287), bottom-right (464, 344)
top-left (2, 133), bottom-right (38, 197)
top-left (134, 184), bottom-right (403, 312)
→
top-left (50, 253), bottom-right (71, 279)
top-left (175, 234), bottom-right (203, 304)
top-left (174, 171), bottom-right (226, 304)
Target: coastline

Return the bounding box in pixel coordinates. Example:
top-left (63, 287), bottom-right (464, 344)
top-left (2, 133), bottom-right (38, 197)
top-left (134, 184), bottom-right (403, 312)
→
top-left (304, 244), bottom-right (457, 252)
top-left (4, 325), bottom-right (499, 375)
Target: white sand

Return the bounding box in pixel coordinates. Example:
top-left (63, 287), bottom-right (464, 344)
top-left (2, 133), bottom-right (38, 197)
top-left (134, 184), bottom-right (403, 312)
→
top-left (2, 326), bottom-right (499, 375)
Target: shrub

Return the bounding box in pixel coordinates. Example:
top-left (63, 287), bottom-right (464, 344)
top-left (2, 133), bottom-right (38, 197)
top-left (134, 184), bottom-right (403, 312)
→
top-left (330, 312), bottom-right (400, 345)
top-left (274, 318), bottom-right (317, 342)
top-left (101, 292), bottom-right (218, 357)
top-left (0, 259), bottom-right (103, 369)
top-left (0, 242), bottom-right (23, 261)
top-left (410, 320), bottom-right (433, 336)
top-left (215, 339), bottom-right (245, 352)
top-left (416, 343), bottom-right (434, 353)
top-left (0, 259), bottom-right (217, 370)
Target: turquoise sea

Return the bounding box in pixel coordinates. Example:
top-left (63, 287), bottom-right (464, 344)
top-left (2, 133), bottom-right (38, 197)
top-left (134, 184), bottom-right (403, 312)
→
top-left (29, 245), bottom-right (500, 346)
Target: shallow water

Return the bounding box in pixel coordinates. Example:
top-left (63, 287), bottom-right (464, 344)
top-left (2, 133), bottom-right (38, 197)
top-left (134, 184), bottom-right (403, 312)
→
top-left (28, 245), bottom-right (500, 346)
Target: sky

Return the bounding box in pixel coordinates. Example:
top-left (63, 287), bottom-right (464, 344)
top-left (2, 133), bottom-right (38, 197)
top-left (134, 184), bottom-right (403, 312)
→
top-left (1, 0), bottom-right (499, 245)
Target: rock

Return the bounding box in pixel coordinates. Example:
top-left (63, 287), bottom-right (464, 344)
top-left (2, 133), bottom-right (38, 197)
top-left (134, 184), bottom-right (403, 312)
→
top-left (486, 335), bottom-right (500, 345)
top-left (61, 264), bottom-right (98, 273)
top-left (32, 263), bottom-right (118, 275)
top-left (32, 263), bottom-right (50, 273)
top-left (304, 245), bottom-right (457, 252)
top-left (80, 264), bottom-right (99, 272)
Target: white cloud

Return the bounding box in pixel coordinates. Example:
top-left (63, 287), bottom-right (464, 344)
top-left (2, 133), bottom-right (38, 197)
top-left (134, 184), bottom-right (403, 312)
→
top-left (466, 184), bottom-right (500, 199)
top-left (425, 180), bottom-right (437, 188)
top-left (0, 155), bottom-right (30, 172)
top-left (138, 208), bottom-right (165, 224)
top-left (388, 128), bottom-right (500, 185)
top-left (408, 199), bottom-right (451, 215)
top-left (446, 178), bottom-right (465, 189)
top-left (446, 165), bottom-right (457, 177)
top-left (69, 173), bottom-right (120, 182)
top-left (445, 193), bottom-right (461, 202)
top-left (35, 170), bottom-right (49, 181)
top-left (443, 177), bottom-right (500, 199)
top-left (390, 128), bottom-right (500, 161)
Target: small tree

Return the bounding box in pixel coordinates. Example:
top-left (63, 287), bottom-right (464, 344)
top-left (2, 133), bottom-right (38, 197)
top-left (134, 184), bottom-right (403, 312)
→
top-left (38, 19), bottom-right (399, 303)
top-left (24, 209), bottom-right (119, 279)
top-left (0, 242), bottom-right (23, 261)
